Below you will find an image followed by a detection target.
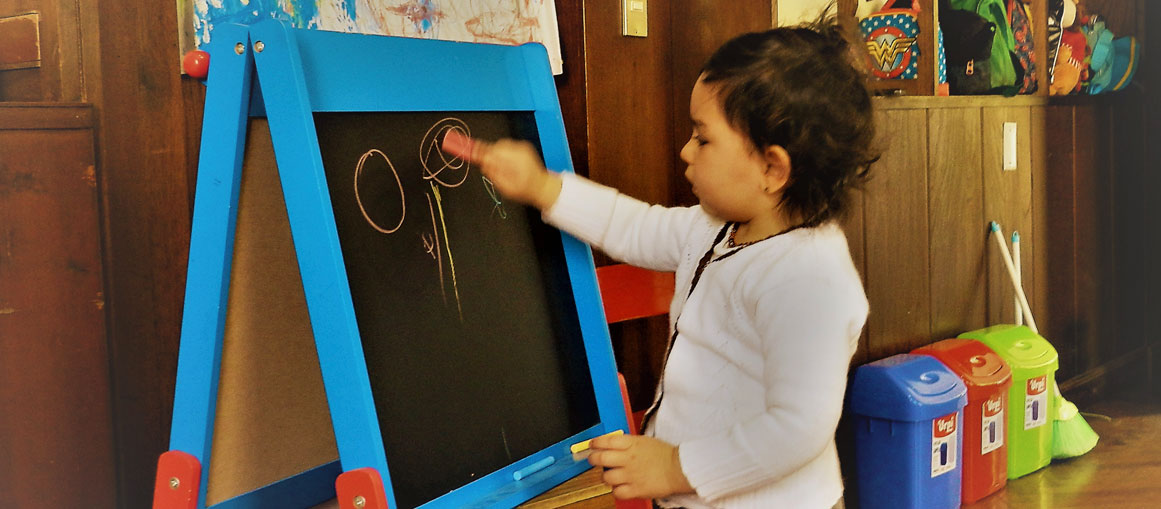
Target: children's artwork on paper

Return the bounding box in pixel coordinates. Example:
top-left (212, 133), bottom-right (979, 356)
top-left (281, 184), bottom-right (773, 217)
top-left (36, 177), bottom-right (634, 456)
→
top-left (176, 0), bottom-right (563, 74)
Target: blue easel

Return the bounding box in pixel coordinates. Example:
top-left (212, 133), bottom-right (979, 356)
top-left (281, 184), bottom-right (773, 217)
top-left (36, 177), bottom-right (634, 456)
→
top-left (154, 20), bottom-right (629, 509)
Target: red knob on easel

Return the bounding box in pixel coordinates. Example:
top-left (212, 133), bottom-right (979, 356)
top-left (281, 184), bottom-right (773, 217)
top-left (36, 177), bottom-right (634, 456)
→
top-left (183, 50), bottom-right (210, 79)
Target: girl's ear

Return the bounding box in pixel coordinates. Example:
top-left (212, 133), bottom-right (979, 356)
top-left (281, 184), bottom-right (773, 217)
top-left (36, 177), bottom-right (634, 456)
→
top-left (762, 144), bottom-right (792, 194)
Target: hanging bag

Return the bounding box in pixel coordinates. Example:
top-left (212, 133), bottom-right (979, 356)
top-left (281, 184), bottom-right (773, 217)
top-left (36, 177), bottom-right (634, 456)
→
top-left (949, 0), bottom-right (1021, 94)
top-left (1008, 0), bottom-right (1038, 94)
top-left (941, 5), bottom-right (996, 94)
top-left (860, 0), bottom-right (923, 80)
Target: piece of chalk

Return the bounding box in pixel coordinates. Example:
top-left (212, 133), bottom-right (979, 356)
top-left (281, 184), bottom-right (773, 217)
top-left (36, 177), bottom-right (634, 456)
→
top-left (442, 130), bottom-right (474, 159)
top-left (512, 455), bottom-right (555, 481)
top-left (569, 429), bottom-right (624, 454)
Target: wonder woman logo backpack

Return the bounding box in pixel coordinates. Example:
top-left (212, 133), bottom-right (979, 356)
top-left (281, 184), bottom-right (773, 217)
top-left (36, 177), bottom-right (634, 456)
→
top-left (860, 0), bottom-right (922, 80)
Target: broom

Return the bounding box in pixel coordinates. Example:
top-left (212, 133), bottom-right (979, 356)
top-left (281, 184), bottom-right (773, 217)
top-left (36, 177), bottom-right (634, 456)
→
top-left (989, 221), bottom-right (1099, 459)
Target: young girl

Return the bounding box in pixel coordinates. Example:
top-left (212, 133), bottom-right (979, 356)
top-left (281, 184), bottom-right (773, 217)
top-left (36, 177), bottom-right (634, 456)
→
top-left (444, 14), bottom-right (877, 509)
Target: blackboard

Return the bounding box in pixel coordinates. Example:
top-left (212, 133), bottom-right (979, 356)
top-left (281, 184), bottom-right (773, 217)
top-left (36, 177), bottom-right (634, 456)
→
top-left (313, 111), bottom-right (600, 508)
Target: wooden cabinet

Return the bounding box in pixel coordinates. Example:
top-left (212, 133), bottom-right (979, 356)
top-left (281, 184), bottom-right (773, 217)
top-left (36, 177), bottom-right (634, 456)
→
top-left (0, 103), bottom-right (116, 508)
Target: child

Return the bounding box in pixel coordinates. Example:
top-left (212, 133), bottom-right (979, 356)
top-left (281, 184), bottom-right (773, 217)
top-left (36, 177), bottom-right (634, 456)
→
top-left (443, 13), bottom-right (876, 509)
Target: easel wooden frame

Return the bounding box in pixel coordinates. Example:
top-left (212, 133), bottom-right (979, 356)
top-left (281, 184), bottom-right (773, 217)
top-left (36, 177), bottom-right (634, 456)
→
top-left (154, 21), bottom-right (630, 509)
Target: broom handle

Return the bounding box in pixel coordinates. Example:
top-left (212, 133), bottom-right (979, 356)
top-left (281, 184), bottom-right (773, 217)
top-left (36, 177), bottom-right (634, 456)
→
top-left (991, 225), bottom-right (1066, 400)
top-left (1013, 231), bottom-right (1023, 326)
top-left (990, 223), bottom-right (1039, 333)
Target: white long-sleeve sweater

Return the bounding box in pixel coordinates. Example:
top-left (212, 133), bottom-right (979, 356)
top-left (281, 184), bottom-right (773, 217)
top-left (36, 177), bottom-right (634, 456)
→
top-left (543, 173), bottom-right (869, 509)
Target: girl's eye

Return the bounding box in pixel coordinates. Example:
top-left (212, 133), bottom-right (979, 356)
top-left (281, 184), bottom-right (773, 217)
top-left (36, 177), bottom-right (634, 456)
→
top-left (692, 135), bottom-right (708, 146)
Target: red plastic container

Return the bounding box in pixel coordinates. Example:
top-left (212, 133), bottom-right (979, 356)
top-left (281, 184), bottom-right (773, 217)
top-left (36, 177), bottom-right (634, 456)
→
top-left (913, 339), bottom-right (1012, 503)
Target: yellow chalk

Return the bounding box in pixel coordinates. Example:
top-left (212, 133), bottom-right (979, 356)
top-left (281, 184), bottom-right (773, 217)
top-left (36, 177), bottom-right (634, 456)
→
top-left (569, 429), bottom-right (624, 453)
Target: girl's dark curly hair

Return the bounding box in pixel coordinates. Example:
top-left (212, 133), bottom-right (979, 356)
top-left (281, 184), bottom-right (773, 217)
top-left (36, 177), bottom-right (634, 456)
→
top-left (700, 12), bottom-right (879, 228)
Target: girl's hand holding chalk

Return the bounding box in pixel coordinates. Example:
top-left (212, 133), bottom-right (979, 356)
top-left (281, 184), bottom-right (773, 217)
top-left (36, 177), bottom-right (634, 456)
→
top-left (570, 429), bottom-right (624, 454)
top-left (442, 130), bottom-right (562, 210)
top-left (586, 432), bottom-right (694, 500)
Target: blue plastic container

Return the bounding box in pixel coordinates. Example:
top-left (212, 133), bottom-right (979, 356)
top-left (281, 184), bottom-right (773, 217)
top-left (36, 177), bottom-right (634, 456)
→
top-left (850, 354), bottom-right (969, 509)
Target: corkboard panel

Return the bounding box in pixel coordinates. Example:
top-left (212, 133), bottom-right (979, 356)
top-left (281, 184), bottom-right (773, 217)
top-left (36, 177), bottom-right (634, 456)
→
top-left (206, 119), bottom-right (338, 504)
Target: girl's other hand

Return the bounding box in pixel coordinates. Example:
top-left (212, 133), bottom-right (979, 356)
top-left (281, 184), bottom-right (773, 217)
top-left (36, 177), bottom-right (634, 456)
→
top-left (588, 433), bottom-right (695, 500)
top-left (442, 130), bottom-right (561, 210)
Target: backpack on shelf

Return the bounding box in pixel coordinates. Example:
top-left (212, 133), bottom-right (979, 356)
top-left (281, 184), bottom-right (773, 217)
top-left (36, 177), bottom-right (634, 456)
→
top-left (859, 0), bottom-right (923, 80)
top-left (1008, 0), bottom-right (1038, 93)
top-left (946, 0), bottom-right (1022, 95)
top-left (940, 0), bottom-right (997, 94)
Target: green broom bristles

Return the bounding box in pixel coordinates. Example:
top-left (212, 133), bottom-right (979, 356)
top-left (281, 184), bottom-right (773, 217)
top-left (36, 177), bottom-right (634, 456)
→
top-left (1053, 395), bottom-right (1099, 459)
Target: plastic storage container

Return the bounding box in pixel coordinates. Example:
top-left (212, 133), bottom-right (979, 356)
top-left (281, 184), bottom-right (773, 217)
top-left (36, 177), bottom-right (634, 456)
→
top-left (959, 325), bottom-right (1058, 478)
top-left (913, 339), bottom-right (1012, 503)
top-left (850, 354), bottom-right (968, 509)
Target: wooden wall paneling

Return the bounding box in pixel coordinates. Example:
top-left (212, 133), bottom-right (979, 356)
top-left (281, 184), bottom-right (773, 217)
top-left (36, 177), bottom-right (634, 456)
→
top-left (1147, 1), bottom-right (1160, 393)
top-left (927, 107), bottom-right (987, 341)
top-left (0, 13), bottom-right (41, 70)
top-left (0, 0), bottom-right (91, 101)
top-left (863, 109), bottom-right (931, 359)
top-left (0, 104), bottom-right (116, 508)
top-left (840, 184), bottom-right (868, 365)
top-left (94, 0), bottom-right (194, 505)
top-left (982, 106), bottom-right (1034, 328)
top-left (1032, 0), bottom-right (1049, 96)
top-left (667, 0), bottom-right (773, 207)
top-left (51, 0), bottom-right (83, 100)
top-left (0, 2), bottom-right (55, 100)
top-left (914, 0), bottom-right (937, 95)
top-left (1033, 105), bottom-right (1079, 380)
top-left (1109, 92), bottom-right (1151, 362)
top-left (1072, 104), bottom-right (1114, 376)
top-left (552, 0), bottom-right (589, 178)
top-left (1082, 0), bottom-right (1143, 37)
top-left (581, 0), bottom-right (675, 412)
top-left (582, 1), bottom-right (673, 205)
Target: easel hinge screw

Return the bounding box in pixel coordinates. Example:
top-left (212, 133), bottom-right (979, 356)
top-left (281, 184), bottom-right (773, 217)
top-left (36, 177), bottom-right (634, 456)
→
top-left (254, 41), bottom-right (265, 53)
top-left (353, 495), bottom-right (367, 508)
top-left (234, 43), bottom-right (245, 55)
top-left (168, 477), bottom-right (180, 490)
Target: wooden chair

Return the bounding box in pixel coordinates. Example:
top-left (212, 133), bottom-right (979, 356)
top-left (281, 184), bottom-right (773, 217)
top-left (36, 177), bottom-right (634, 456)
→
top-left (595, 264), bottom-right (675, 509)
top-left (595, 263), bottom-right (675, 434)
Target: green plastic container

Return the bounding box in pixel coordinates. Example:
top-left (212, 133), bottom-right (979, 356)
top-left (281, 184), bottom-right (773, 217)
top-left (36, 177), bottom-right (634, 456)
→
top-left (958, 325), bottom-right (1058, 478)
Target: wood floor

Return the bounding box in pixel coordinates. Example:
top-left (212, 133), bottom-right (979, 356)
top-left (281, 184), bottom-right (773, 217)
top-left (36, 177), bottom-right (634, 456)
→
top-left (522, 394), bottom-right (1161, 509)
top-left (962, 396), bottom-right (1161, 509)
top-left (318, 394), bottom-right (1161, 508)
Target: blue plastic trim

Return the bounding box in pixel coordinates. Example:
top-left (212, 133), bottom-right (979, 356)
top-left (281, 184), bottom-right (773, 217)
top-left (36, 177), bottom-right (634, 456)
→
top-left (248, 19), bottom-right (395, 506)
top-left (519, 42), bottom-right (628, 434)
top-left (167, 23), bottom-right (254, 508)
top-left (419, 425), bottom-right (603, 508)
top-left (283, 27), bottom-right (536, 112)
top-left (210, 461), bottom-right (341, 509)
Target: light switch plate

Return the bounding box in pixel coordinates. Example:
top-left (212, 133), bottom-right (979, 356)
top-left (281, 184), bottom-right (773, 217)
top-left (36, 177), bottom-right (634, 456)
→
top-left (622, 0), bottom-right (647, 37)
top-left (1003, 122), bottom-right (1018, 171)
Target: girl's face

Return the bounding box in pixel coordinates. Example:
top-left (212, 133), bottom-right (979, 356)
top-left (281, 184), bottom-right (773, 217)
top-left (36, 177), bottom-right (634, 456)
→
top-left (680, 78), bottom-right (772, 223)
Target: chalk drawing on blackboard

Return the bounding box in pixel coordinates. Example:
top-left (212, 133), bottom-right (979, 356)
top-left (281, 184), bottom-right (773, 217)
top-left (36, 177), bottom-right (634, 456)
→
top-left (420, 118), bottom-right (472, 188)
top-left (427, 182), bottom-right (463, 321)
top-left (354, 149), bottom-right (405, 234)
top-left (501, 426), bottom-right (513, 460)
top-left (481, 176), bottom-right (509, 219)
top-left (419, 193), bottom-right (446, 305)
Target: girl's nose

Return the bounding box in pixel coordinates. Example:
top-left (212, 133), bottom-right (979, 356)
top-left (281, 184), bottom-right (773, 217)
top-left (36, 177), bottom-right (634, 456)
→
top-left (679, 138), bottom-right (695, 164)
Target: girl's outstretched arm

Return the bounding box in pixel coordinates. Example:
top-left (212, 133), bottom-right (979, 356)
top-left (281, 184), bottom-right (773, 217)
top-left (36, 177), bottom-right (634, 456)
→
top-left (443, 130), bottom-right (562, 211)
